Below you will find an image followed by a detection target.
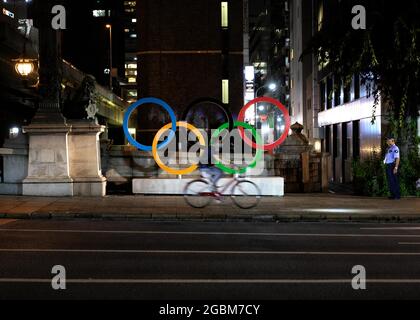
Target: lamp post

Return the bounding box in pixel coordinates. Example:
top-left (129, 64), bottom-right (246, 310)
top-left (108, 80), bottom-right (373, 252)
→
top-left (255, 82), bottom-right (277, 98)
top-left (22, 0), bottom-right (107, 197)
top-left (254, 82), bottom-right (277, 128)
top-left (30, 0), bottom-right (64, 124)
top-left (13, 18), bottom-right (37, 80)
top-left (106, 24), bottom-right (113, 90)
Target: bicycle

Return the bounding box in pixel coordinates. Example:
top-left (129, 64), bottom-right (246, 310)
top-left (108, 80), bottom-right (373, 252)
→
top-left (183, 170), bottom-right (262, 209)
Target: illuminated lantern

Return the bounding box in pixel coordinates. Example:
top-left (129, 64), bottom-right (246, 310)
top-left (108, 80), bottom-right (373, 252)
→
top-left (14, 59), bottom-right (35, 77)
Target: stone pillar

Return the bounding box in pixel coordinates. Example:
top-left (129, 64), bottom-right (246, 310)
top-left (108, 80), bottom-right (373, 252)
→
top-left (23, 124), bottom-right (73, 196)
top-left (22, 0), bottom-right (73, 196)
top-left (68, 121), bottom-right (107, 196)
top-left (31, 0), bottom-right (65, 124)
top-left (13, 1), bottom-right (108, 197)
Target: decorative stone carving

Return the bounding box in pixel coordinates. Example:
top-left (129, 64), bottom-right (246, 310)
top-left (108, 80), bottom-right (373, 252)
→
top-left (86, 99), bottom-right (98, 122)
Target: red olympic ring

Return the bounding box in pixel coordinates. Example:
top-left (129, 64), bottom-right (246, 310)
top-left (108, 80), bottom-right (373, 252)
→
top-left (237, 97), bottom-right (291, 151)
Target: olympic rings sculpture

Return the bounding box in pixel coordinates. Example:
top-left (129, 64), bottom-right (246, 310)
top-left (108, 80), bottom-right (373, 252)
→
top-left (122, 97), bottom-right (291, 175)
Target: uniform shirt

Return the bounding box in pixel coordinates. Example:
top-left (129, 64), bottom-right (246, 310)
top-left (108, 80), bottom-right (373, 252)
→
top-left (384, 144), bottom-right (400, 164)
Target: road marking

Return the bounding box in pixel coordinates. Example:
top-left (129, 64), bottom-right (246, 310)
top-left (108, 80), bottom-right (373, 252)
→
top-left (1, 249), bottom-right (420, 256)
top-left (0, 278), bottom-right (419, 284)
top-left (362, 227), bottom-right (420, 230)
top-left (0, 228), bottom-right (420, 238)
top-left (300, 209), bottom-right (377, 213)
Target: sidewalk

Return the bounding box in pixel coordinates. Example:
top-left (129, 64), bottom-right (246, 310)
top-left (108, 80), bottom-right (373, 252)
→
top-left (0, 194), bottom-right (419, 222)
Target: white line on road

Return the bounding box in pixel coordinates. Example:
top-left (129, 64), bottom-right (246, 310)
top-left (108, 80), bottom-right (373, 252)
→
top-left (0, 228), bottom-right (420, 238)
top-left (0, 278), bottom-right (420, 284)
top-left (301, 209), bottom-right (377, 213)
top-left (1, 248), bottom-right (420, 255)
top-left (361, 227), bottom-right (420, 230)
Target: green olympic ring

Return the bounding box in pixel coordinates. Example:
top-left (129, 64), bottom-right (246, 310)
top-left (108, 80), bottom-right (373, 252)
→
top-left (210, 121), bottom-right (263, 175)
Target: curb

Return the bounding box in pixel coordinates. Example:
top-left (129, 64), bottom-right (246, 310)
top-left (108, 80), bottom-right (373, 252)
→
top-left (2, 212), bottom-right (420, 223)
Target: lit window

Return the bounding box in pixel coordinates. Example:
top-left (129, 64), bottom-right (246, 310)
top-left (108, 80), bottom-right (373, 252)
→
top-left (221, 2), bottom-right (228, 28)
top-left (124, 1), bottom-right (136, 7)
top-left (128, 77), bottom-right (137, 83)
top-left (222, 80), bottom-right (229, 104)
top-left (132, 18), bottom-right (137, 23)
top-left (126, 63), bottom-right (137, 69)
top-left (130, 34), bottom-right (137, 38)
top-left (92, 10), bottom-right (106, 17)
top-left (128, 90), bottom-right (138, 97)
top-left (125, 70), bottom-right (137, 76)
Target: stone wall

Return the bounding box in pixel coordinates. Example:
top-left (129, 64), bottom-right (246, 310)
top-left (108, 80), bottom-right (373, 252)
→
top-left (0, 135), bottom-right (28, 195)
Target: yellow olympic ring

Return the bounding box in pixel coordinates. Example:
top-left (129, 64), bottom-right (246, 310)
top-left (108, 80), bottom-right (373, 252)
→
top-left (152, 121), bottom-right (206, 175)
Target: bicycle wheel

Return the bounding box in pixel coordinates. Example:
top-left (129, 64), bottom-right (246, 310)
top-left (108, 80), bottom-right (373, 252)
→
top-left (184, 179), bottom-right (213, 208)
top-left (231, 180), bottom-right (261, 209)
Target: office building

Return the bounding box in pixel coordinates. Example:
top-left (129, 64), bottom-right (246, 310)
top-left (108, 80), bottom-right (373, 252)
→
top-left (289, 0), bottom-right (387, 183)
top-left (136, 0), bottom-right (245, 144)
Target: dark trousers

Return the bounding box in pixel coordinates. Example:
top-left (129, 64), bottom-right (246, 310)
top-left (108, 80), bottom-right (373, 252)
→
top-left (386, 163), bottom-right (400, 199)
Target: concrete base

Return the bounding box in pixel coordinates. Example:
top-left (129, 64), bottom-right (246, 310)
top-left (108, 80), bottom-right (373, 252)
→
top-left (17, 120), bottom-right (107, 197)
top-left (23, 181), bottom-right (74, 197)
top-left (73, 178), bottom-right (107, 197)
top-left (22, 123), bottom-right (73, 197)
top-left (133, 177), bottom-right (284, 196)
top-left (0, 183), bottom-right (23, 195)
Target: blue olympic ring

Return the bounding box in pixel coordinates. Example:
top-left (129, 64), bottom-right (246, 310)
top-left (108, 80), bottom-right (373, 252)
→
top-left (123, 97), bottom-right (177, 152)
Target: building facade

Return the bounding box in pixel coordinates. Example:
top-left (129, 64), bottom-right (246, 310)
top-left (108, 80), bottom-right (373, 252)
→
top-left (289, 0), bottom-right (386, 184)
top-left (121, 0), bottom-right (138, 104)
top-left (249, 0), bottom-right (290, 108)
top-left (136, 0), bottom-right (245, 144)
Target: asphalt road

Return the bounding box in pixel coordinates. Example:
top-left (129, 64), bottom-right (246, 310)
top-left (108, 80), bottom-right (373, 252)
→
top-left (0, 219), bottom-right (420, 300)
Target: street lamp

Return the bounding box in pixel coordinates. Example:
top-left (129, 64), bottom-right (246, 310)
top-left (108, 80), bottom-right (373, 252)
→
top-left (106, 24), bottom-right (113, 90)
top-left (9, 127), bottom-right (20, 139)
top-left (254, 82), bottom-right (277, 128)
top-left (255, 82), bottom-right (277, 97)
top-left (14, 58), bottom-right (35, 77)
top-left (13, 23), bottom-right (36, 78)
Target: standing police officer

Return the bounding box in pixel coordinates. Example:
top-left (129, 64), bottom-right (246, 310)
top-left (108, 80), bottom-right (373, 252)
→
top-left (384, 138), bottom-right (401, 200)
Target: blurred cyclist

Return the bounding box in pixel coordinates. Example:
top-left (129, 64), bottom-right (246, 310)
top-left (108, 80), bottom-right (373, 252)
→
top-left (198, 145), bottom-right (223, 191)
